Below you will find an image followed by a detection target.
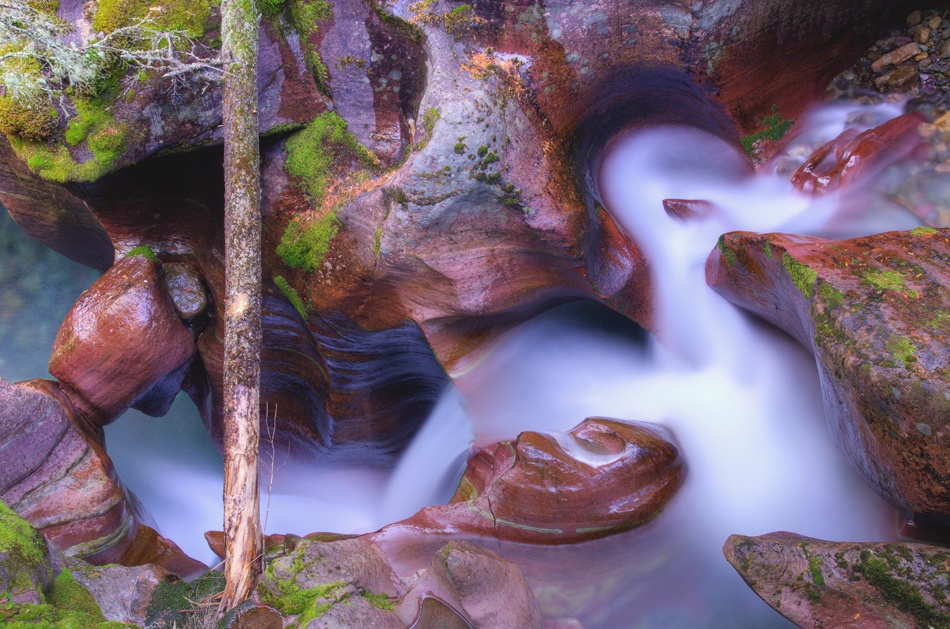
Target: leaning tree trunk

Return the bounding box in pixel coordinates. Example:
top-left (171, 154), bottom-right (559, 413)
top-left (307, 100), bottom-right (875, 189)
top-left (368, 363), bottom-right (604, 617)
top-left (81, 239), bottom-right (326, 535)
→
top-left (219, 0), bottom-right (262, 611)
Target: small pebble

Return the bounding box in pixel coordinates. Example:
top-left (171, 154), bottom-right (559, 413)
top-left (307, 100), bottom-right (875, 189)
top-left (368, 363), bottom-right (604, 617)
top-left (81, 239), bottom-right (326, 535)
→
top-left (929, 15), bottom-right (943, 29)
top-left (908, 9), bottom-right (923, 26)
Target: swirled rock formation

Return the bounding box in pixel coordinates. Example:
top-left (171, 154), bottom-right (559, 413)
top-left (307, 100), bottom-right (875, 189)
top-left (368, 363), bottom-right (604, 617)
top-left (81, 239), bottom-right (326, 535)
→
top-left (0, 379), bottom-right (204, 578)
top-left (384, 417), bottom-right (686, 544)
top-left (707, 227), bottom-right (950, 533)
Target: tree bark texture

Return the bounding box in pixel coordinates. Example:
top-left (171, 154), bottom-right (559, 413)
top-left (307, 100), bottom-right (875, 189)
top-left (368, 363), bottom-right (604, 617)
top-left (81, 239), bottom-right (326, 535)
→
top-left (220, 0), bottom-right (262, 611)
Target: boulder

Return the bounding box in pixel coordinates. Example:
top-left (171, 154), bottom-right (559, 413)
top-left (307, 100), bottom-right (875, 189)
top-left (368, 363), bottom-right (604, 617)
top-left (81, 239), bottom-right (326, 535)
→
top-left (724, 531), bottom-right (950, 629)
top-left (49, 254), bottom-right (196, 425)
top-left (707, 228), bottom-right (950, 531)
top-left (258, 536), bottom-right (405, 625)
top-left (391, 417), bottom-right (685, 544)
top-left (65, 558), bottom-right (169, 627)
top-left (397, 541), bottom-right (543, 629)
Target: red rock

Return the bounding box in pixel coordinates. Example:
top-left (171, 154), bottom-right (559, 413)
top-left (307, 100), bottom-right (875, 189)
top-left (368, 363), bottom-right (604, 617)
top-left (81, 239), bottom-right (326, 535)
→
top-left (394, 417), bottom-right (686, 544)
top-left (707, 229), bottom-right (950, 531)
top-left (662, 199), bottom-right (716, 221)
top-left (0, 378), bottom-right (204, 578)
top-left (724, 532), bottom-right (950, 628)
top-left (49, 255), bottom-right (196, 425)
top-left (792, 112), bottom-right (926, 195)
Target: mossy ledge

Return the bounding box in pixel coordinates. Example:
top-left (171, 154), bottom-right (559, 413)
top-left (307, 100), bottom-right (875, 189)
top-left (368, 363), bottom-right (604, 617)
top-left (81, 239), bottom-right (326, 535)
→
top-left (782, 252), bottom-right (817, 298)
top-left (276, 214), bottom-right (340, 271)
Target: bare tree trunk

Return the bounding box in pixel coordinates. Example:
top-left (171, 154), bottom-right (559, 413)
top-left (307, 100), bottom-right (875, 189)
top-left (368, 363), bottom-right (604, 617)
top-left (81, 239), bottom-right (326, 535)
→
top-left (220, 0), bottom-right (262, 611)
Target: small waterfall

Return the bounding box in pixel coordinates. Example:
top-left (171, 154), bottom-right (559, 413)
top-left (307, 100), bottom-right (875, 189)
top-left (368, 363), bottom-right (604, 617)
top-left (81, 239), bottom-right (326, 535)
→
top-left (0, 97), bottom-right (928, 627)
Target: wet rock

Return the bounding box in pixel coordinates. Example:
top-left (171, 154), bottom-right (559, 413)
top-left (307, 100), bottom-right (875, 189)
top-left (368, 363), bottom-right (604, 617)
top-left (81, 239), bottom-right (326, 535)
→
top-left (392, 417), bottom-right (686, 544)
top-left (887, 64), bottom-right (921, 91)
top-left (49, 255), bottom-right (196, 425)
top-left (408, 596), bottom-right (473, 629)
top-left (870, 42), bottom-right (922, 72)
top-left (907, 10), bottom-right (923, 27)
top-left (707, 228), bottom-right (950, 531)
top-left (724, 531), bottom-right (950, 629)
top-left (397, 541), bottom-right (543, 629)
top-left (792, 112), bottom-right (927, 194)
top-left (162, 261), bottom-right (209, 321)
top-left (662, 199), bottom-right (716, 221)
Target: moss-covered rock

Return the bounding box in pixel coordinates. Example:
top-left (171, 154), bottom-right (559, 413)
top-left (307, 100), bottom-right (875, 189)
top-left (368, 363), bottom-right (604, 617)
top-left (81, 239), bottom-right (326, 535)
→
top-left (0, 500), bottom-right (52, 604)
top-left (707, 229), bottom-right (950, 532)
top-left (724, 532), bottom-right (950, 629)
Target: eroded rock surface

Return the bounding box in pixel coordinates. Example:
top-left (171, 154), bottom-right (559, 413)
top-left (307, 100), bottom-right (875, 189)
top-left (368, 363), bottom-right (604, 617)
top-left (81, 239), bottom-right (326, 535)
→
top-left (388, 417), bottom-right (685, 543)
top-left (707, 228), bottom-right (950, 531)
top-left (49, 254), bottom-right (197, 425)
top-left (0, 378), bottom-right (204, 577)
top-left (724, 532), bottom-right (950, 629)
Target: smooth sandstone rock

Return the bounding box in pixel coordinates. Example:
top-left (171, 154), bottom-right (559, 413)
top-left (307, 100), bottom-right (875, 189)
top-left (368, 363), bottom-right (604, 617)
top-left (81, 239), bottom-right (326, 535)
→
top-left (49, 255), bottom-right (196, 424)
top-left (392, 417), bottom-right (686, 544)
top-left (707, 228), bottom-right (950, 531)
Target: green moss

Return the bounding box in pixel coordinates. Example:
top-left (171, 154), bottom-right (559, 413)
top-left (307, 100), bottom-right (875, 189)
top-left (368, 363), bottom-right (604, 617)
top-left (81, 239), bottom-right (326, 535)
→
top-left (856, 551), bottom-right (950, 628)
top-left (763, 242), bottom-right (774, 260)
top-left (284, 112), bottom-right (377, 204)
top-left (863, 269), bottom-right (904, 291)
top-left (477, 145), bottom-right (488, 157)
top-left (260, 0), bottom-right (285, 19)
top-left (144, 571), bottom-right (224, 628)
top-left (13, 99), bottom-right (127, 183)
top-left (885, 336), bottom-right (917, 366)
top-left (414, 108), bottom-right (439, 150)
top-left (48, 569), bottom-right (104, 621)
top-left (911, 226), bottom-right (938, 236)
top-left (481, 151), bottom-right (499, 164)
top-left (361, 591), bottom-right (395, 611)
top-left (443, 3), bottom-right (474, 31)
top-left (276, 214), bottom-right (340, 271)
top-left (0, 501), bottom-right (50, 596)
top-left (27, 0), bottom-right (61, 14)
top-left (288, 0), bottom-right (333, 90)
top-left (800, 543), bottom-right (825, 587)
top-left (740, 109), bottom-right (794, 156)
top-left (93, 0), bottom-right (216, 37)
top-left (782, 252), bottom-right (817, 298)
top-left (373, 226), bottom-right (382, 257)
top-left (0, 96), bottom-right (58, 142)
top-left (260, 578), bottom-right (348, 624)
top-left (816, 282), bottom-right (843, 309)
top-left (717, 236), bottom-right (738, 267)
top-left (274, 275), bottom-right (308, 321)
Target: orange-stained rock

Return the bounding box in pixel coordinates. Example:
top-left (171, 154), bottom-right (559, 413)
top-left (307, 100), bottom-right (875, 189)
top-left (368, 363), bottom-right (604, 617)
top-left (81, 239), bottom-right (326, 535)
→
top-left (724, 532), bottom-right (950, 628)
top-left (0, 378), bottom-right (204, 578)
top-left (49, 255), bottom-right (196, 425)
top-left (393, 417), bottom-right (685, 544)
top-left (791, 112), bottom-right (927, 195)
top-left (707, 228), bottom-right (950, 533)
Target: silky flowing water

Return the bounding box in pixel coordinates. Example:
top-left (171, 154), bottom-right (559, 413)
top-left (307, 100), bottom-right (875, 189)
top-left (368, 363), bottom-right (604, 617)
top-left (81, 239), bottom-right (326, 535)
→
top-left (0, 98), bottom-right (930, 627)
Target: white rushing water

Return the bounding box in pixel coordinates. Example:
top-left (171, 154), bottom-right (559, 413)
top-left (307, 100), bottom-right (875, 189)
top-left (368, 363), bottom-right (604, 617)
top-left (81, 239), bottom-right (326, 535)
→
top-left (100, 100), bottom-right (925, 625)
